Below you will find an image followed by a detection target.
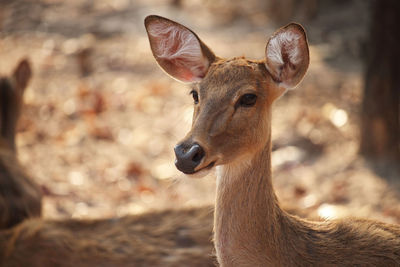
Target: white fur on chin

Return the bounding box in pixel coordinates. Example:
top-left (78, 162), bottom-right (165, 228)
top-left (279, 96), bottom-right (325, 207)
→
top-left (185, 167), bottom-right (214, 179)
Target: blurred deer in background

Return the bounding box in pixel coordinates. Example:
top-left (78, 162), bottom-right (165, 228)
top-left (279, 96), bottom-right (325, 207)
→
top-left (0, 206), bottom-right (215, 266)
top-left (0, 60), bottom-right (215, 267)
top-left (145, 15), bottom-right (400, 266)
top-left (0, 59), bottom-right (42, 229)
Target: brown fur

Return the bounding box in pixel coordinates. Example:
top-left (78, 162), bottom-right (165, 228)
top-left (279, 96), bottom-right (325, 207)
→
top-left (145, 16), bottom-right (400, 266)
top-left (0, 59), bottom-right (42, 229)
top-left (0, 206), bottom-right (216, 267)
top-left (0, 194), bottom-right (308, 266)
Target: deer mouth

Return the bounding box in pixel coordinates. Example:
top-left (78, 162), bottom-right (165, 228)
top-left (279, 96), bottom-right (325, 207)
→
top-left (201, 161), bottom-right (215, 171)
top-left (184, 161), bottom-right (216, 176)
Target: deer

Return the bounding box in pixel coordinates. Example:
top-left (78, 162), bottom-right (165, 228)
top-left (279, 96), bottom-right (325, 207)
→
top-left (0, 57), bottom-right (314, 267)
top-left (0, 59), bottom-right (42, 230)
top-left (144, 15), bottom-right (400, 266)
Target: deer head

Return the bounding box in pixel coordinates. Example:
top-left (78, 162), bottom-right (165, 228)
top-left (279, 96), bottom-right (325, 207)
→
top-left (145, 15), bottom-right (309, 175)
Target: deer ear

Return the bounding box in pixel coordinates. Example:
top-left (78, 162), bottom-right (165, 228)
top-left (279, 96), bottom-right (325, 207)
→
top-left (13, 58), bottom-right (32, 92)
top-left (265, 23), bottom-right (309, 90)
top-left (145, 15), bottom-right (216, 83)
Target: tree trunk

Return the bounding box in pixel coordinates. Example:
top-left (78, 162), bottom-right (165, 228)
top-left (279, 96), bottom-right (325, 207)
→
top-left (360, 0), bottom-right (400, 166)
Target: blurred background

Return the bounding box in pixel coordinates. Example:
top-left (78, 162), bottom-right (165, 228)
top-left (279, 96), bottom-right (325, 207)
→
top-left (0, 0), bottom-right (399, 222)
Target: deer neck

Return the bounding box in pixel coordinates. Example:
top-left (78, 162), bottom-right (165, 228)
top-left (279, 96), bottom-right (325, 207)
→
top-left (214, 133), bottom-right (286, 266)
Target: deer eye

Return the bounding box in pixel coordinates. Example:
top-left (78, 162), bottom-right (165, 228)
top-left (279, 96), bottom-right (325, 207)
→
top-left (239, 93), bottom-right (257, 107)
top-left (190, 90), bottom-right (199, 104)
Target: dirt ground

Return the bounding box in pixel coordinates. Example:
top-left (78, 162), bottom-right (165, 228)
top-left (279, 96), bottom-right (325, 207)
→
top-left (1, 0), bottom-right (399, 223)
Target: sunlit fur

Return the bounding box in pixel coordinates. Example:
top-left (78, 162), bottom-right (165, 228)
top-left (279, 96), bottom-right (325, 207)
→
top-left (186, 57), bottom-right (277, 172)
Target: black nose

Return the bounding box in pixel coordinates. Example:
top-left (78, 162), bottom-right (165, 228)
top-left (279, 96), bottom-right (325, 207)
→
top-left (174, 142), bottom-right (205, 174)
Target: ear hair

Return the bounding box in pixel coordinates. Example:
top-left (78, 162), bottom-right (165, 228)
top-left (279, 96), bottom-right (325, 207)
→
top-left (265, 23), bottom-right (309, 90)
top-left (145, 15), bottom-right (215, 83)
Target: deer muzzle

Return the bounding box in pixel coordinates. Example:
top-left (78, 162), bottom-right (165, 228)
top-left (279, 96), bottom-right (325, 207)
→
top-left (174, 142), bottom-right (205, 174)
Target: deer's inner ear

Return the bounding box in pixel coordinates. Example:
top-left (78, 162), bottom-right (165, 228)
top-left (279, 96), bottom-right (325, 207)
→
top-left (145, 15), bottom-right (215, 83)
top-left (265, 23), bottom-right (309, 90)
